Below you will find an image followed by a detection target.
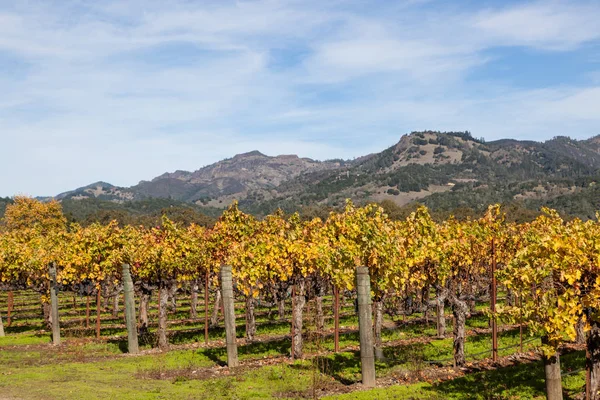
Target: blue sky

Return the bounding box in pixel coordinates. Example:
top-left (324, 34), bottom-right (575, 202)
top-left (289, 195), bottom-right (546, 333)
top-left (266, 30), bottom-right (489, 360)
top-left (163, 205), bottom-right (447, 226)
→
top-left (1, 0), bottom-right (600, 196)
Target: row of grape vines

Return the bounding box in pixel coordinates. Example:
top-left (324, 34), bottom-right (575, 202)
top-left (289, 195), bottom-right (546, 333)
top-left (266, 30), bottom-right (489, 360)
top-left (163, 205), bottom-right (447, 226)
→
top-left (0, 196), bottom-right (599, 399)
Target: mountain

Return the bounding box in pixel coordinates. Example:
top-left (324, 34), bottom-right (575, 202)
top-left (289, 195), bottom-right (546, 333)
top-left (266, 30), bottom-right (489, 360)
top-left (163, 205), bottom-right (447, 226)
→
top-left (56, 152), bottom-right (347, 205)
top-left (131, 151), bottom-right (346, 206)
top-left (55, 182), bottom-right (127, 201)
top-left (51, 131), bottom-right (600, 221)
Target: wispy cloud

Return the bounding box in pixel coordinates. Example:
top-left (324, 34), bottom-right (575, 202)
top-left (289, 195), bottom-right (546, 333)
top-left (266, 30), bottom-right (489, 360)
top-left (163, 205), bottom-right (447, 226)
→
top-left (472, 1), bottom-right (600, 50)
top-left (0, 0), bottom-right (599, 195)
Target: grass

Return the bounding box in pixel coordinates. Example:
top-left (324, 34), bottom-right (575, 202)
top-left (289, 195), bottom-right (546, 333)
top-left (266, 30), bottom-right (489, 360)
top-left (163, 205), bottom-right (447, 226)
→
top-left (324, 352), bottom-right (586, 400)
top-left (0, 341), bottom-right (314, 400)
top-left (0, 290), bottom-right (590, 399)
top-left (0, 335), bottom-right (587, 399)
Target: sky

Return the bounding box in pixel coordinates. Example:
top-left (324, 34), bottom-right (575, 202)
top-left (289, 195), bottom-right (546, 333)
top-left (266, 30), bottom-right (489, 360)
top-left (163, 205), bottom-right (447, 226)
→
top-left (1, 0), bottom-right (600, 196)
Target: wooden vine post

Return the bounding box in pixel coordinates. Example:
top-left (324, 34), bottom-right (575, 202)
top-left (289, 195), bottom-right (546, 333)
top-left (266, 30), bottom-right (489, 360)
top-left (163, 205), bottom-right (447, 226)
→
top-left (49, 263), bottom-right (61, 345)
top-left (122, 263), bottom-right (139, 354)
top-left (220, 265), bottom-right (239, 367)
top-left (356, 267), bottom-right (375, 387)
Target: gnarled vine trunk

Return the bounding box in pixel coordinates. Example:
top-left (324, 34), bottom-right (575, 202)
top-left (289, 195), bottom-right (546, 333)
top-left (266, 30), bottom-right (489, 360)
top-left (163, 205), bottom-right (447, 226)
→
top-left (42, 300), bottom-right (51, 329)
top-left (588, 319), bottom-right (600, 400)
top-left (112, 284), bottom-right (122, 317)
top-left (422, 285), bottom-right (430, 322)
top-left (167, 283), bottom-right (178, 312)
top-left (505, 288), bottom-right (515, 307)
top-left (113, 292), bottom-right (120, 318)
top-left (576, 316), bottom-right (586, 345)
top-left (413, 288), bottom-right (422, 314)
top-left (467, 282), bottom-right (477, 314)
top-left (374, 299), bottom-right (385, 361)
top-left (451, 297), bottom-right (469, 367)
top-left (86, 295), bottom-right (91, 328)
top-left (211, 290), bottom-right (221, 326)
top-left (190, 281), bottom-right (199, 319)
top-left (157, 283), bottom-right (169, 350)
top-left (292, 281), bottom-right (306, 359)
top-left (278, 299), bottom-right (286, 320)
top-left (245, 296), bottom-right (256, 341)
top-left (7, 291), bottom-right (13, 327)
top-left (315, 295), bottom-right (324, 331)
top-left (0, 312), bottom-right (5, 337)
top-left (139, 289), bottom-right (151, 335)
top-left (102, 284), bottom-right (110, 310)
top-left (436, 286), bottom-right (447, 338)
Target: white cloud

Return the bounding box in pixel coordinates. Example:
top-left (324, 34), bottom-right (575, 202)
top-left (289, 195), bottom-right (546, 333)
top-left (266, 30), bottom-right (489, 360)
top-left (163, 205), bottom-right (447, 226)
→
top-left (0, 0), bottom-right (600, 196)
top-left (473, 1), bottom-right (600, 50)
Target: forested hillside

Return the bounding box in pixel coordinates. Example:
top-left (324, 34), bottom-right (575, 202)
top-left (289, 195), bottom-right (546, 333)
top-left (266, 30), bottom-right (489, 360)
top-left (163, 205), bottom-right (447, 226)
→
top-left (30, 131), bottom-right (600, 223)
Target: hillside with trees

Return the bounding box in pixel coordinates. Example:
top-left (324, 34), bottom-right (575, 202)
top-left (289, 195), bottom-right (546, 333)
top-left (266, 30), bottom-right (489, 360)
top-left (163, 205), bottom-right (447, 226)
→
top-left (26, 131), bottom-right (600, 223)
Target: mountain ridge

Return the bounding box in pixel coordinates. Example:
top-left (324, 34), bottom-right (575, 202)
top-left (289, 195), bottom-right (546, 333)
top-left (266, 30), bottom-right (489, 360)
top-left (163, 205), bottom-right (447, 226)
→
top-left (50, 131), bottom-right (600, 219)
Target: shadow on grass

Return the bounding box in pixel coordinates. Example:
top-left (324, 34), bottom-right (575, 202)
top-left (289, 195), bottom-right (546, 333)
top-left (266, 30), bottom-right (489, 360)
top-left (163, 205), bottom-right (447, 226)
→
top-left (199, 337), bottom-right (291, 366)
top-left (106, 337), bottom-right (132, 353)
top-left (309, 340), bottom-right (435, 386)
top-left (428, 361), bottom-right (546, 399)
top-left (5, 325), bottom-right (39, 334)
top-left (308, 352), bottom-right (362, 385)
top-left (202, 347), bottom-right (227, 367)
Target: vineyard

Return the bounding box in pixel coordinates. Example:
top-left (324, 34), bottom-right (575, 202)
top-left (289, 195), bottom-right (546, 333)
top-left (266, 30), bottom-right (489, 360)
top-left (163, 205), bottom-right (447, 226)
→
top-left (0, 196), bottom-right (598, 399)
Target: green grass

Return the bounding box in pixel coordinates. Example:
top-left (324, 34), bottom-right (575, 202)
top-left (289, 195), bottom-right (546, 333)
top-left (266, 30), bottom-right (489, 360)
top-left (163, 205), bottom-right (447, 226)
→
top-left (0, 290), bottom-right (590, 399)
top-left (0, 338), bottom-right (587, 400)
top-left (0, 343), bottom-right (315, 400)
top-left (325, 351), bottom-right (586, 400)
